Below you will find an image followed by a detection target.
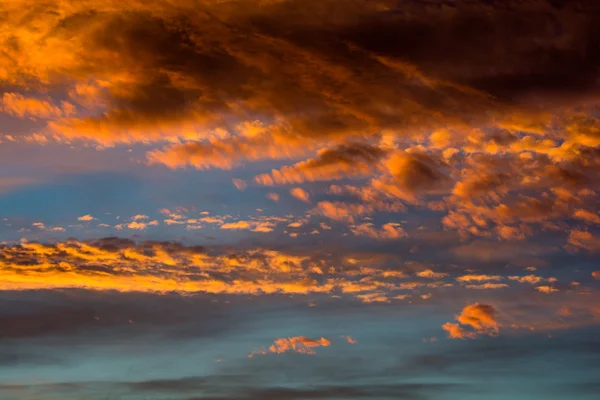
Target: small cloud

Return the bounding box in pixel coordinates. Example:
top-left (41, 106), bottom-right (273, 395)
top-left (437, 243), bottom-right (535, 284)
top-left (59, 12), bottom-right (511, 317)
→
top-left (465, 283), bottom-right (509, 290)
top-left (442, 303), bottom-right (500, 340)
top-left (416, 269), bottom-right (449, 279)
top-left (267, 192), bottom-right (280, 202)
top-left (249, 336), bottom-right (331, 358)
top-left (127, 221), bottom-right (147, 230)
top-left (290, 187), bottom-right (311, 203)
top-left (232, 178), bottom-right (247, 191)
top-left (341, 335), bottom-right (357, 344)
top-left (77, 214), bottom-right (97, 222)
top-left (535, 285), bottom-right (559, 294)
top-left (220, 221), bottom-right (251, 230)
top-left (456, 274), bottom-right (503, 283)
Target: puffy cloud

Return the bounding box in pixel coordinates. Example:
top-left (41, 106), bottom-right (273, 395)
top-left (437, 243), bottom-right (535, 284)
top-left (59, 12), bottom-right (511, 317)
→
top-left (267, 192), bottom-right (280, 202)
top-left (31, 222), bottom-right (65, 232)
top-left (351, 222), bottom-right (407, 240)
top-left (220, 221), bottom-right (251, 230)
top-left (593, 271), bottom-right (600, 280)
top-left (255, 142), bottom-right (387, 185)
top-left (249, 336), bottom-right (331, 357)
top-left (442, 303), bottom-right (500, 340)
top-left (355, 292), bottom-right (390, 304)
top-left (127, 221), bottom-right (148, 230)
top-left (572, 209), bottom-right (600, 224)
top-left (508, 275), bottom-right (545, 285)
top-left (290, 188), bottom-right (311, 203)
top-left (372, 151), bottom-right (450, 202)
top-left (567, 230), bottom-right (600, 252)
top-left (1, 93), bottom-right (72, 120)
top-left (535, 286), bottom-right (559, 294)
top-left (312, 200), bottom-right (402, 224)
top-left (77, 214), bottom-right (97, 222)
top-left (416, 269), bottom-right (448, 279)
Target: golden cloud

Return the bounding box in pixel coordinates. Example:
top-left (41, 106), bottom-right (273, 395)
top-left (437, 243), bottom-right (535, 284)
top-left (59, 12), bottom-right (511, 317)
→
top-left (249, 336), bottom-right (331, 357)
top-left (442, 303), bottom-right (500, 340)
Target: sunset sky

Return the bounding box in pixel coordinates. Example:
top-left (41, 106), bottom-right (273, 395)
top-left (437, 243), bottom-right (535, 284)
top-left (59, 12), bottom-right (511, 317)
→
top-left (1, 0), bottom-right (600, 399)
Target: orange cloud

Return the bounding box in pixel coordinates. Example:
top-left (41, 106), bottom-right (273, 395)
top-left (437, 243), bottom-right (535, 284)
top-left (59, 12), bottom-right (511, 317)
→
top-left (535, 286), bottom-right (559, 294)
top-left (254, 143), bottom-right (387, 185)
top-left (465, 283), bottom-right (509, 290)
top-left (456, 274), bottom-right (504, 283)
top-left (372, 151), bottom-right (450, 203)
top-left (249, 336), bottom-right (331, 357)
top-left (567, 230), bottom-right (600, 252)
top-left (341, 335), bottom-right (357, 344)
top-left (351, 222), bottom-right (407, 240)
top-left (232, 178), bottom-right (247, 191)
top-left (267, 192), bottom-right (280, 202)
top-left (508, 275), bottom-right (545, 285)
top-left (290, 188), bottom-right (311, 203)
top-left (417, 269), bottom-right (449, 279)
top-left (443, 303), bottom-right (500, 340)
top-left (2, 93), bottom-right (72, 119)
top-left (0, 238), bottom-right (435, 302)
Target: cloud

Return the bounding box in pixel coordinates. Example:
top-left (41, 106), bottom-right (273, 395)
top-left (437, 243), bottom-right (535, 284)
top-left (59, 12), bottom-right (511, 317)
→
top-left (77, 214), bottom-right (97, 222)
top-left (1, 0), bottom-right (600, 248)
top-left (456, 275), bottom-right (504, 283)
top-left (249, 336), bottom-right (331, 357)
top-left (416, 269), bottom-right (448, 280)
top-left (508, 275), bottom-right (545, 285)
top-left (312, 201), bottom-right (401, 224)
top-left (127, 221), bottom-right (148, 230)
top-left (232, 178), bottom-right (247, 191)
top-left (290, 188), bottom-right (310, 203)
top-left (2, 93), bottom-right (72, 120)
top-left (372, 151), bottom-right (450, 202)
top-left (442, 303), bottom-right (500, 340)
top-left (220, 221), bottom-right (252, 230)
top-left (464, 283), bottom-right (509, 290)
top-left (351, 222), bottom-right (407, 240)
top-left (0, 237), bottom-right (437, 301)
top-left (2, 1), bottom-right (597, 151)
top-left (535, 286), bottom-right (559, 294)
top-left (255, 143), bottom-right (387, 185)
top-left (567, 230), bottom-right (600, 252)
top-left (341, 335), bottom-right (357, 344)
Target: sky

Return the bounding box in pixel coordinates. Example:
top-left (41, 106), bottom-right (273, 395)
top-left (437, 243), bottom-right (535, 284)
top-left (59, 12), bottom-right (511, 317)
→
top-left (0, 0), bottom-right (600, 399)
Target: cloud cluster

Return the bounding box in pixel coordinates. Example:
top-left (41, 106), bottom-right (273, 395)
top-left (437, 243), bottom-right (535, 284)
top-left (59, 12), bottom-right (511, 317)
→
top-left (0, 238), bottom-right (450, 302)
top-left (2, 0), bottom-right (599, 245)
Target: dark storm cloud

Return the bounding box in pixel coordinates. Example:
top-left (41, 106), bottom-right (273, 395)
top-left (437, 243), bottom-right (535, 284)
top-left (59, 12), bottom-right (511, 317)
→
top-left (3, 0), bottom-right (599, 146)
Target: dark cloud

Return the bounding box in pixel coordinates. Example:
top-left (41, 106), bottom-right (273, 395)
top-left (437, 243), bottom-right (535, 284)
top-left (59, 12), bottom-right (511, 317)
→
top-left (3, 0), bottom-right (599, 147)
top-left (0, 379), bottom-right (462, 400)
